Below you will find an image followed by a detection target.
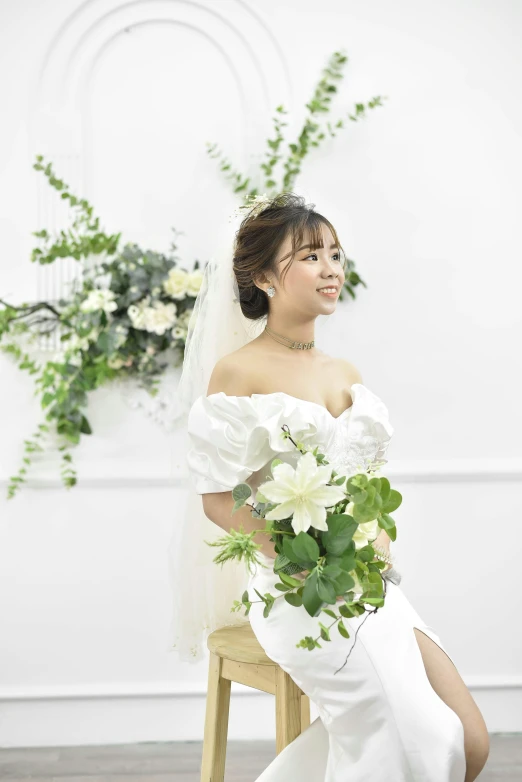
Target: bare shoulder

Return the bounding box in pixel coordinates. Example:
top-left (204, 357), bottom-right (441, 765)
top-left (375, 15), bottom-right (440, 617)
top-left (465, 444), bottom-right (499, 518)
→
top-left (205, 347), bottom-right (260, 398)
top-left (334, 357), bottom-right (363, 386)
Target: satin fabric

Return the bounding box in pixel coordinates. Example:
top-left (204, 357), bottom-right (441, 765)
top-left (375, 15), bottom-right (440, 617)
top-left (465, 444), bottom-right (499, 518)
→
top-left (247, 551), bottom-right (466, 781)
top-left (183, 383), bottom-right (466, 778)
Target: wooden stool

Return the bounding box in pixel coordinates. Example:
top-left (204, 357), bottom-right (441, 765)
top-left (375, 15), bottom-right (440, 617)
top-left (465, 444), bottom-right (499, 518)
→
top-left (200, 622), bottom-right (310, 782)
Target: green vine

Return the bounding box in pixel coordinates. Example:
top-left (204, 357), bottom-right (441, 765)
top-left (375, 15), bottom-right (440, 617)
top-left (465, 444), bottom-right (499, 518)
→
top-left (206, 48), bottom-right (387, 302)
top-left (1, 47), bottom-right (387, 497)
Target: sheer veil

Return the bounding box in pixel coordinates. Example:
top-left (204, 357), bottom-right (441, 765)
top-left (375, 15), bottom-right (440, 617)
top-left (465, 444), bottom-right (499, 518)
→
top-left (166, 208), bottom-right (267, 662)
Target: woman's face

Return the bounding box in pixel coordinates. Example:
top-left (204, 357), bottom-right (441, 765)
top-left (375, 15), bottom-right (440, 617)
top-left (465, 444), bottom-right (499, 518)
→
top-left (271, 222), bottom-right (345, 317)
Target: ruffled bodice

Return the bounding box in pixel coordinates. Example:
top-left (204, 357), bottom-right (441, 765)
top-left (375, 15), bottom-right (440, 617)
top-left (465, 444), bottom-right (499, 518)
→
top-left (186, 383), bottom-right (394, 494)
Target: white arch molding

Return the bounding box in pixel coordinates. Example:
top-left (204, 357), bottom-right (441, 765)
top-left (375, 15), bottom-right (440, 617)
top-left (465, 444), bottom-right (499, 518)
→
top-left (27, 0), bottom-right (293, 345)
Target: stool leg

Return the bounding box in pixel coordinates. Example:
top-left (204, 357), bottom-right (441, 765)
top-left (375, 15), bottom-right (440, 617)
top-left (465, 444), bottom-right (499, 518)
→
top-left (200, 652), bottom-right (231, 782)
top-left (274, 667), bottom-right (303, 754)
top-left (301, 693), bottom-right (311, 731)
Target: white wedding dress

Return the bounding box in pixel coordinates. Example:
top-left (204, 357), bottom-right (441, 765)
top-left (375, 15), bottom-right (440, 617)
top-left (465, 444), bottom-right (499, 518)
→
top-left (185, 383), bottom-right (466, 781)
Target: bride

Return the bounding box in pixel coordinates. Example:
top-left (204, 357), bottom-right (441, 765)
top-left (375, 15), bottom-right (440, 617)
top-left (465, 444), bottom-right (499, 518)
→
top-left (169, 192), bottom-right (489, 781)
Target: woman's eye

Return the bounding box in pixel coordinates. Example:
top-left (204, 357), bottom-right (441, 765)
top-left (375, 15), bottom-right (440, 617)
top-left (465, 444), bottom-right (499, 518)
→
top-left (306, 252), bottom-right (341, 261)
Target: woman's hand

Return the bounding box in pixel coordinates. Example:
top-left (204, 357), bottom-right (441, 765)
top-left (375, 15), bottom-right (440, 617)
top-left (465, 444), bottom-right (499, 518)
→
top-left (372, 529), bottom-right (393, 573)
top-left (283, 529), bottom-right (393, 596)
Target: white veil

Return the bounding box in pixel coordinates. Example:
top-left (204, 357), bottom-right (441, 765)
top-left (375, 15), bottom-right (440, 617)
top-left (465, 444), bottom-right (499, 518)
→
top-left (166, 208), bottom-right (267, 662)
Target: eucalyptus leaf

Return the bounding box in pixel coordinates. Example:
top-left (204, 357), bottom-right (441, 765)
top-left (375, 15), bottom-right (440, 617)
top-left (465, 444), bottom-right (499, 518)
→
top-left (302, 570), bottom-right (323, 617)
top-left (284, 592), bottom-right (303, 607)
top-left (338, 619), bottom-right (350, 638)
top-left (382, 489), bottom-right (402, 513)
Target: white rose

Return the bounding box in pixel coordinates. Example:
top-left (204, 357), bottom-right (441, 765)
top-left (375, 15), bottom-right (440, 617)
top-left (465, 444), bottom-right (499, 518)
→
top-left (186, 270), bottom-right (203, 297)
top-left (127, 296), bottom-right (151, 329)
top-left (80, 289), bottom-right (118, 314)
top-left (178, 307), bottom-right (193, 326)
top-left (142, 301), bottom-right (177, 335)
top-left (68, 334), bottom-right (90, 352)
top-left (163, 268), bottom-right (189, 299)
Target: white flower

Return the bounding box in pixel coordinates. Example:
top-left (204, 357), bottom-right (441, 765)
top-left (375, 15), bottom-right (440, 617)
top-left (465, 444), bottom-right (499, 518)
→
top-left (344, 501), bottom-right (380, 550)
top-left (163, 268), bottom-right (188, 299)
top-left (128, 296), bottom-right (177, 335)
top-left (143, 301), bottom-right (177, 335)
top-left (259, 451), bottom-right (346, 535)
top-left (80, 289), bottom-right (118, 314)
top-left (127, 296), bottom-right (150, 330)
top-left (107, 356), bottom-right (126, 369)
top-left (179, 307), bottom-right (193, 325)
top-left (186, 270), bottom-right (203, 296)
top-left (68, 334), bottom-right (91, 352)
top-left (171, 324), bottom-right (187, 340)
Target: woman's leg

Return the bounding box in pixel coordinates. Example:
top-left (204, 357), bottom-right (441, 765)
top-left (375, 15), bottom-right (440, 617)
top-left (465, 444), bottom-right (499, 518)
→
top-left (412, 628), bottom-right (490, 782)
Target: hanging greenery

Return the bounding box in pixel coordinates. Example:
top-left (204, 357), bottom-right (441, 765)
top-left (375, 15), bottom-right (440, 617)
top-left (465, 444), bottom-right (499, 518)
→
top-left (0, 48), bottom-right (386, 498)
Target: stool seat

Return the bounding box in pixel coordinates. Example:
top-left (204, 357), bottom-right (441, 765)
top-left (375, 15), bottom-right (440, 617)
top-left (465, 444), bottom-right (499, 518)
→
top-left (206, 622), bottom-right (274, 665)
top-left (200, 621), bottom-right (311, 781)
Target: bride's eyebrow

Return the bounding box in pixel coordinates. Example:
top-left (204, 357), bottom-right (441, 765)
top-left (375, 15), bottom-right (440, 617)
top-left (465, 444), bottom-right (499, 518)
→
top-left (297, 243), bottom-right (339, 252)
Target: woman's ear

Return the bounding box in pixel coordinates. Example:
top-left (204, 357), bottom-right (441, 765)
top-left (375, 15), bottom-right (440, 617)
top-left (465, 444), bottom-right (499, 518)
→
top-left (253, 271), bottom-right (272, 292)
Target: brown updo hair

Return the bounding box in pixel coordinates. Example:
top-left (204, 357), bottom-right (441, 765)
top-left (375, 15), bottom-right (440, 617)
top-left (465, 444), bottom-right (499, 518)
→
top-left (233, 192), bottom-right (347, 321)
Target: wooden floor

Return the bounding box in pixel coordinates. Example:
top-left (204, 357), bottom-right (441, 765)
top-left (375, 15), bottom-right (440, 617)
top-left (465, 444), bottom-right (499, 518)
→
top-left (0, 734), bottom-right (520, 781)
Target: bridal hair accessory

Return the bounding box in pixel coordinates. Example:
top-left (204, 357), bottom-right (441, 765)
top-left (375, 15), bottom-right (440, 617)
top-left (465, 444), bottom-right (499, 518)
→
top-left (228, 192), bottom-right (273, 223)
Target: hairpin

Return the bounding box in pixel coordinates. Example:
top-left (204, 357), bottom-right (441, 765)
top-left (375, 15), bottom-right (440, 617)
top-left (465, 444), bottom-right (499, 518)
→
top-left (228, 193), bottom-right (273, 222)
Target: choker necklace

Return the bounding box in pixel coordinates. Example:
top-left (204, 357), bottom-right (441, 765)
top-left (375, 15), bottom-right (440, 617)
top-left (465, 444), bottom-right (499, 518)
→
top-left (264, 324), bottom-right (315, 350)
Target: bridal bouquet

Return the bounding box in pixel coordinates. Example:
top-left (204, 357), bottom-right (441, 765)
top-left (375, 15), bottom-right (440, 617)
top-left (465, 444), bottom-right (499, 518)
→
top-left (206, 423), bottom-right (402, 671)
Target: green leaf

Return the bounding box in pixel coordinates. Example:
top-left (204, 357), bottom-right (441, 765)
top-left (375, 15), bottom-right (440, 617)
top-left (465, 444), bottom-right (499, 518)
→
top-left (282, 535), bottom-right (301, 563)
top-left (293, 531), bottom-right (320, 563)
top-left (319, 622), bottom-right (331, 641)
top-left (338, 602), bottom-right (357, 618)
top-left (302, 570), bottom-right (323, 617)
top-left (368, 477), bottom-right (381, 492)
top-left (322, 608), bottom-right (337, 619)
top-left (316, 575), bottom-right (337, 604)
top-left (377, 476), bottom-right (391, 504)
top-left (382, 489), bottom-right (402, 513)
top-left (338, 619), bottom-right (350, 638)
top-left (274, 552), bottom-right (291, 571)
top-left (379, 513), bottom-right (397, 541)
top-left (279, 570), bottom-right (303, 588)
top-left (79, 415), bottom-right (92, 435)
top-left (284, 592), bottom-right (303, 607)
top-left (331, 569), bottom-right (355, 595)
top-left (321, 514), bottom-right (356, 556)
top-left (232, 483), bottom-right (252, 504)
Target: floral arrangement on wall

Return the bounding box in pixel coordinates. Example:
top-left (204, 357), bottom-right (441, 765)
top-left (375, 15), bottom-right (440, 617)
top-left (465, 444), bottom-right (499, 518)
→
top-left (0, 48), bottom-right (386, 498)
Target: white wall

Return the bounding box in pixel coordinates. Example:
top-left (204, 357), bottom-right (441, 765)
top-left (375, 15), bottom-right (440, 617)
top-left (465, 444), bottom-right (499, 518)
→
top-left (0, 0), bottom-right (521, 748)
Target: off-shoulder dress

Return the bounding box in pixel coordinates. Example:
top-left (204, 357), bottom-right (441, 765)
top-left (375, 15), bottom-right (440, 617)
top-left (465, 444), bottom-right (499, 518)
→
top-left (185, 383), bottom-right (466, 782)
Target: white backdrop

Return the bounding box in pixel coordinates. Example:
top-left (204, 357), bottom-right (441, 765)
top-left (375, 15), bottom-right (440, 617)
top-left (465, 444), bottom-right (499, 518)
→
top-left (0, 0), bottom-right (521, 747)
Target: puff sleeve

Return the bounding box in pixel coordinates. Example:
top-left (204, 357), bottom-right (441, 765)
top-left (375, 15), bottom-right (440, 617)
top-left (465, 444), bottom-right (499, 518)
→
top-left (185, 392), bottom-right (320, 494)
